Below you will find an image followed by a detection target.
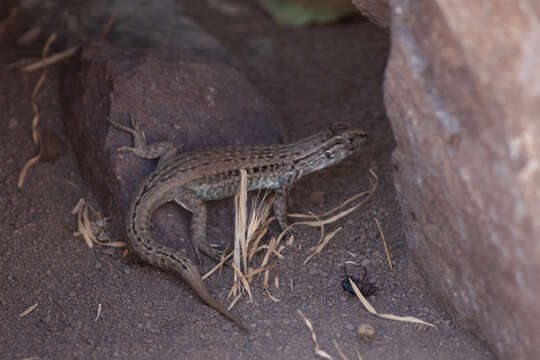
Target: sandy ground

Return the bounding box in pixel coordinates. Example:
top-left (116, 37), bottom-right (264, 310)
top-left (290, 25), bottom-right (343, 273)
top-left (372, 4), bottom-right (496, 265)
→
top-left (1, 1), bottom-right (494, 359)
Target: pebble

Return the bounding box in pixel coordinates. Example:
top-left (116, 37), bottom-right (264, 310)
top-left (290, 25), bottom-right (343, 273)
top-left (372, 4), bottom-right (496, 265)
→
top-left (357, 323), bottom-right (375, 341)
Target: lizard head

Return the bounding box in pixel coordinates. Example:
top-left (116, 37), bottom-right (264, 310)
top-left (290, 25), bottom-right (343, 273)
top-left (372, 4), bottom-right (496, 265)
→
top-left (324, 123), bottom-right (367, 158)
top-left (292, 123), bottom-right (368, 179)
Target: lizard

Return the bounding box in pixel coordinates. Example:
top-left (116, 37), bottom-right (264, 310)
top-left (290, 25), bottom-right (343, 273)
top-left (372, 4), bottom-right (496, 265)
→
top-left (108, 115), bottom-right (367, 331)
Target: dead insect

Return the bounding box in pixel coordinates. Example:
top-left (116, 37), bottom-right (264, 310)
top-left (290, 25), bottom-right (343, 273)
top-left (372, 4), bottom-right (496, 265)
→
top-left (341, 263), bottom-right (377, 297)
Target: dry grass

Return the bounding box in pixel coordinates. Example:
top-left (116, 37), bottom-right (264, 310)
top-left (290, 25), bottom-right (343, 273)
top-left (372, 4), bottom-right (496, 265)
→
top-left (288, 168), bottom-right (378, 264)
top-left (94, 303), bottom-right (102, 321)
top-left (374, 217), bottom-right (392, 269)
top-left (226, 169), bottom-right (276, 305)
top-left (348, 278), bottom-right (435, 328)
top-left (298, 310), bottom-right (333, 360)
top-left (333, 340), bottom-right (348, 360)
top-left (19, 303), bottom-right (38, 317)
top-left (222, 167), bottom-right (435, 346)
top-left (352, 347), bottom-right (364, 360)
top-left (304, 226), bottom-right (342, 264)
top-left (17, 33), bottom-right (57, 188)
top-left (204, 168), bottom-right (378, 308)
top-left (298, 310), bottom-right (366, 360)
top-left (72, 198), bottom-right (127, 248)
top-left (19, 44), bottom-right (80, 73)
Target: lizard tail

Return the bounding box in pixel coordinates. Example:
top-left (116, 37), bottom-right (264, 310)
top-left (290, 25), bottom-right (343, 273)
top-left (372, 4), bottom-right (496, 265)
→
top-left (182, 262), bottom-right (248, 333)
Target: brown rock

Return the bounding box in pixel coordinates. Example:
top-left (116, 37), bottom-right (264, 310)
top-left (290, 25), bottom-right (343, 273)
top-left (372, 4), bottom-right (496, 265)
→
top-left (352, 0), bottom-right (390, 28)
top-left (385, 1), bottom-right (540, 358)
top-left (60, 41), bottom-right (281, 257)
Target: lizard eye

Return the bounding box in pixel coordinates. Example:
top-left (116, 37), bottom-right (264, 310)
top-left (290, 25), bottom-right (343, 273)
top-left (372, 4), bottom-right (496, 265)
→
top-left (325, 151), bottom-right (332, 159)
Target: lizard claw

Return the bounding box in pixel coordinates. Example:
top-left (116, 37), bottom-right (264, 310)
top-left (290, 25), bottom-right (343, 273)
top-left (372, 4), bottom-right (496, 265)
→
top-left (199, 244), bottom-right (227, 263)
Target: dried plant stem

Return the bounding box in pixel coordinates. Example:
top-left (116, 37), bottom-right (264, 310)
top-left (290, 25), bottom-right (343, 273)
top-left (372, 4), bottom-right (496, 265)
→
top-left (17, 33), bottom-right (58, 188)
top-left (348, 278), bottom-right (435, 327)
top-left (298, 310), bottom-right (334, 360)
top-left (19, 303), bottom-right (38, 317)
top-left (375, 217), bottom-right (392, 269)
top-left (21, 44), bottom-right (79, 73)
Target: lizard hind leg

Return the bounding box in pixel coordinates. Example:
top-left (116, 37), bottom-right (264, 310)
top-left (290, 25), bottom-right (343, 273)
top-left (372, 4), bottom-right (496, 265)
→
top-left (273, 185), bottom-right (291, 230)
top-left (172, 187), bottom-right (225, 263)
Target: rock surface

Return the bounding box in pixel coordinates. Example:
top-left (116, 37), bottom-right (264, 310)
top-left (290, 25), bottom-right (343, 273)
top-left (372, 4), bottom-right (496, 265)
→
top-left (61, 40), bottom-right (281, 255)
top-left (385, 0), bottom-right (540, 358)
top-left (352, 0), bottom-right (390, 28)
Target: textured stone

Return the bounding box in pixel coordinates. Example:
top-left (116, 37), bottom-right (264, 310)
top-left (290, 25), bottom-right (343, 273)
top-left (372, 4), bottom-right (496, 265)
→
top-left (61, 41), bottom-right (280, 256)
top-left (385, 0), bottom-right (540, 358)
top-left (352, 0), bottom-right (390, 28)
top-left (77, 0), bottom-right (230, 64)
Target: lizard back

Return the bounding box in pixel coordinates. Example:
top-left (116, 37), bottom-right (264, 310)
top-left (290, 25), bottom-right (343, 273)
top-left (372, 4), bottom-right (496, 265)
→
top-left (138, 123), bottom-right (368, 201)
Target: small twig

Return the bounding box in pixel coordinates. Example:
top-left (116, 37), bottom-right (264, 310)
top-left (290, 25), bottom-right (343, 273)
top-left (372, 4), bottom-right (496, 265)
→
top-left (17, 154), bottom-right (41, 188)
top-left (17, 33), bottom-right (58, 188)
top-left (202, 251), bottom-right (233, 280)
top-left (20, 45), bottom-right (79, 73)
top-left (333, 340), bottom-right (349, 360)
top-left (19, 303), bottom-right (38, 317)
top-left (374, 217), bottom-right (392, 269)
top-left (231, 262), bottom-right (252, 301)
top-left (298, 310), bottom-right (333, 360)
top-left (233, 170), bottom-right (248, 287)
top-left (265, 289), bottom-right (280, 302)
top-left (94, 303), bottom-right (102, 321)
top-left (348, 278), bottom-right (435, 327)
top-left (352, 346), bottom-right (364, 360)
top-left (304, 227), bottom-right (342, 264)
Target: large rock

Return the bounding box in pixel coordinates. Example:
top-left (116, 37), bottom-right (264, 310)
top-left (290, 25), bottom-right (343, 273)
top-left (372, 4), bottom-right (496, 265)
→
top-left (385, 0), bottom-right (540, 358)
top-left (61, 40), bottom-right (281, 257)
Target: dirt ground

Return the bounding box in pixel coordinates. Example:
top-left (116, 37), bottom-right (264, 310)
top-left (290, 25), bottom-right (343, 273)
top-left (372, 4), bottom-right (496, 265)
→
top-left (1, 1), bottom-right (494, 359)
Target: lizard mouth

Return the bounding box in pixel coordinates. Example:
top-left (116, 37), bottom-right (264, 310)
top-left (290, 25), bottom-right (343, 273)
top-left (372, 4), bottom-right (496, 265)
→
top-left (353, 129), bottom-right (368, 141)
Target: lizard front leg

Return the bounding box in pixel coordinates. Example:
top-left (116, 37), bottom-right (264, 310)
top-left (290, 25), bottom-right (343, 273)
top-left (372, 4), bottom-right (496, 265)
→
top-left (273, 185), bottom-right (290, 230)
top-left (108, 115), bottom-right (179, 168)
top-left (109, 115), bottom-right (224, 262)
